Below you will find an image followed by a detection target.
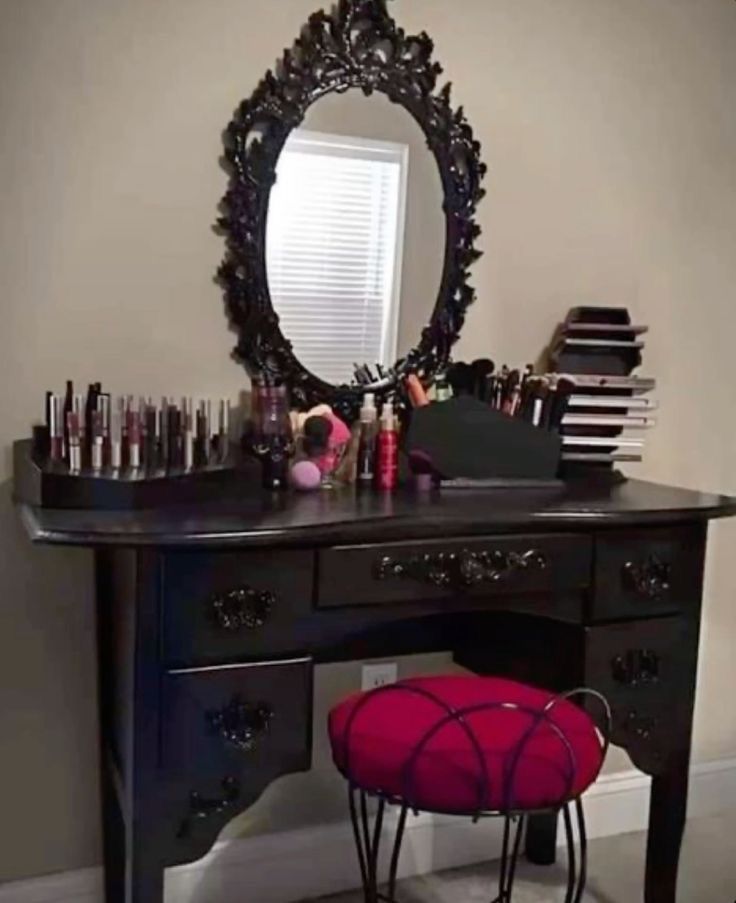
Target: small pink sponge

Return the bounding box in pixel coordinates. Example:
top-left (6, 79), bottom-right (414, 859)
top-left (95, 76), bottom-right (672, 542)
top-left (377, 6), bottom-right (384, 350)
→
top-left (290, 459), bottom-right (322, 492)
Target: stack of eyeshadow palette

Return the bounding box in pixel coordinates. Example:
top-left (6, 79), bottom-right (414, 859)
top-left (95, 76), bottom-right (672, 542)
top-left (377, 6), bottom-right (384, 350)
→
top-left (547, 307), bottom-right (657, 470)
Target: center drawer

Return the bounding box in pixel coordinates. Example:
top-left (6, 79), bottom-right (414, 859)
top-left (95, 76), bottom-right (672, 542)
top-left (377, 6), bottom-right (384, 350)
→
top-left (317, 534), bottom-right (591, 608)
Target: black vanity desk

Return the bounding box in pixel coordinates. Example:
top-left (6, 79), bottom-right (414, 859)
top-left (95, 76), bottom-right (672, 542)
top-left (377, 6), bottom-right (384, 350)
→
top-left (21, 479), bottom-right (736, 903)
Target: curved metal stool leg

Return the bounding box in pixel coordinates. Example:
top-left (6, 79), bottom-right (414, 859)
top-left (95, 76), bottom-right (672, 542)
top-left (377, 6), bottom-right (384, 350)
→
top-left (491, 815), bottom-right (526, 903)
top-left (348, 790), bottom-right (408, 903)
top-left (573, 798), bottom-right (588, 903)
top-left (387, 805), bottom-right (409, 901)
top-left (561, 799), bottom-right (589, 903)
top-left (348, 800), bottom-right (588, 903)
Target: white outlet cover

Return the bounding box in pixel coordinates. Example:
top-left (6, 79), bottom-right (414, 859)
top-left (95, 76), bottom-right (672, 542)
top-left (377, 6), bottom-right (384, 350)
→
top-left (361, 662), bottom-right (398, 691)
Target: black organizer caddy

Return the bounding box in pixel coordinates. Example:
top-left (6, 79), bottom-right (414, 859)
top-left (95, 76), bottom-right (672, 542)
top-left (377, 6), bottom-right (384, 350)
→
top-left (405, 396), bottom-right (562, 485)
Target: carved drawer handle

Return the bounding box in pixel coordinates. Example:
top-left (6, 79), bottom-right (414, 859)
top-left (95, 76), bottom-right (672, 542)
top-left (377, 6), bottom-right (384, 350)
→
top-left (177, 776), bottom-right (240, 839)
top-left (623, 710), bottom-right (657, 742)
top-left (209, 587), bottom-right (274, 632)
top-left (611, 649), bottom-right (660, 687)
top-left (622, 556), bottom-right (671, 600)
top-left (375, 548), bottom-right (547, 590)
top-left (207, 696), bottom-right (273, 752)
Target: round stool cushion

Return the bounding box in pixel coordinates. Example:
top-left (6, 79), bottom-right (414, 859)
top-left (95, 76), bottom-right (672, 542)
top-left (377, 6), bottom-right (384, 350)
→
top-left (328, 676), bottom-right (604, 814)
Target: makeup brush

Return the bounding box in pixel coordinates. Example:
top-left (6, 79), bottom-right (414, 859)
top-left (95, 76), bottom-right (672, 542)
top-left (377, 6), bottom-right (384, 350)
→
top-left (471, 359), bottom-right (495, 401)
top-left (446, 362), bottom-right (474, 397)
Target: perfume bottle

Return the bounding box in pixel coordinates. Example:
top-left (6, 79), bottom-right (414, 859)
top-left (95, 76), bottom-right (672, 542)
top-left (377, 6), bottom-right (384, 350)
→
top-left (249, 377), bottom-right (294, 490)
top-left (376, 400), bottom-right (399, 492)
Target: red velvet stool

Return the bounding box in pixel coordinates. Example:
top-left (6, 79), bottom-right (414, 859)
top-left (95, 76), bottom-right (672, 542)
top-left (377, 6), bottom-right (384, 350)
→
top-left (329, 675), bottom-right (611, 903)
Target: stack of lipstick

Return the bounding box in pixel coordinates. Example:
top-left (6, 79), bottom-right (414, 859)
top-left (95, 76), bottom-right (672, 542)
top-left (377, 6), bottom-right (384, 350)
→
top-left (43, 382), bottom-right (231, 474)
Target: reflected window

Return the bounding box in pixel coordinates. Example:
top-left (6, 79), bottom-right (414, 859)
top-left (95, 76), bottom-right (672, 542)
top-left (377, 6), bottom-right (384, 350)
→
top-left (266, 130), bottom-right (408, 385)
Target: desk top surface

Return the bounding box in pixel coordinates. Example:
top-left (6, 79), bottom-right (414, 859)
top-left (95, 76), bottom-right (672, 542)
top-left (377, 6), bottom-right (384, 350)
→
top-left (20, 478), bottom-right (736, 549)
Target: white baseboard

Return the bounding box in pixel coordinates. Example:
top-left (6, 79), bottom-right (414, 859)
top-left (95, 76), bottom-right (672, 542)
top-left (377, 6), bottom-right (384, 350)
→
top-left (3, 758), bottom-right (735, 903)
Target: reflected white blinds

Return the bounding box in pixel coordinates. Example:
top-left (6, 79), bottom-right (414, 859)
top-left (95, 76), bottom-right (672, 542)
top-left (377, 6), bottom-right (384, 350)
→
top-left (266, 130), bottom-right (407, 385)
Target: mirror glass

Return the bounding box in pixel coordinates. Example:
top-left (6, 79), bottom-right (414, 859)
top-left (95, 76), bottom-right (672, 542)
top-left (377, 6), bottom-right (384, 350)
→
top-left (266, 91), bottom-right (446, 386)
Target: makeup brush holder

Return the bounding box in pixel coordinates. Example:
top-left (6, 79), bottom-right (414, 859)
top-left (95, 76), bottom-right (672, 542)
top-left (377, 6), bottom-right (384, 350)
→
top-left (13, 440), bottom-right (260, 510)
top-left (405, 397), bottom-right (562, 484)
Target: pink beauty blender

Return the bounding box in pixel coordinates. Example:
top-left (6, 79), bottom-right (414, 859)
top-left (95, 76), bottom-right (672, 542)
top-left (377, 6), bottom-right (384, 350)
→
top-left (290, 459), bottom-right (322, 491)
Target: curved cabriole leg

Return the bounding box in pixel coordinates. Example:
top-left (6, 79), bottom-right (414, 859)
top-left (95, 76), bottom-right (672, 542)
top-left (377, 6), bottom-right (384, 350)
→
top-left (644, 751), bottom-right (691, 903)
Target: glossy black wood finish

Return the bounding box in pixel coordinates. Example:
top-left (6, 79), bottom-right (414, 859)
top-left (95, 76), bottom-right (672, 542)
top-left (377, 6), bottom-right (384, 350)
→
top-left (217, 0), bottom-right (486, 416)
top-left (22, 479), bottom-right (736, 903)
top-left (162, 550), bottom-right (313, 666)
top-left (160, 658), bottom-right (312, 863)
top-left (592, 524), bottom-right (705, 621)
top-left (318, 534), bottom-right (589, 607)
top-left (21, 478), bottom-right (736, 547)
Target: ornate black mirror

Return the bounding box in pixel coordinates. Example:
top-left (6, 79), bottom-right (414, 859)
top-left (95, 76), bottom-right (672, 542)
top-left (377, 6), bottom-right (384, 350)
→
top-left (218, 0), bottom-right (486, 415)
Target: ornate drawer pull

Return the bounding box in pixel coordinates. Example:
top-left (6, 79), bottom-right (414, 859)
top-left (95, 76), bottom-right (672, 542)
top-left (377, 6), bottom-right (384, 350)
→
top-left (623, 710), bottom-right (657, 742)
top-left (177, 776), bottom-right (240, 839)
top-left (622, 556), bottom-right (671, 600)
top-left (207, 696), bottom-right (273, 752)
top-left (375, 548), bottom-right (547, 590)
top-left (611, 649), bottom-right (660, 687)
top-left (209, 587), bottom-right (274, 631)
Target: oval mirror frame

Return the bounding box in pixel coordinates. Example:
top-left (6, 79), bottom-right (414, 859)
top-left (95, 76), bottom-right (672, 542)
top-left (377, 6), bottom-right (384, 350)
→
top-left (218, 0), bottom-right (486, 417)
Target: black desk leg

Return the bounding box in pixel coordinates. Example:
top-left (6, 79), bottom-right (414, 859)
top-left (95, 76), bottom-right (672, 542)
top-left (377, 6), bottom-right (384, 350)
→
top-left (126, 857), bottom-right (164, 903)
top-left (525, 812), bottom-right (558, 865)
top-left (99, 762), bottom-right (125, 903)
top-left (644, 750), bottom-right (690, 903)
top-left (99, 757), bottom-right (165, 903)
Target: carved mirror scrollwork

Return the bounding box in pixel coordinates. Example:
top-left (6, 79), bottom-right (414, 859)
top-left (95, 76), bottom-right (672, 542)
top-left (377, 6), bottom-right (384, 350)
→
top-left (218, 0), bottom-right (486, 414)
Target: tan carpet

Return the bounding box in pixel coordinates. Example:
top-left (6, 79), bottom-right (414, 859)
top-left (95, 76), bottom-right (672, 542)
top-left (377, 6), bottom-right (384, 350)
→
top-left (308, 812), bottom-right (735, 902)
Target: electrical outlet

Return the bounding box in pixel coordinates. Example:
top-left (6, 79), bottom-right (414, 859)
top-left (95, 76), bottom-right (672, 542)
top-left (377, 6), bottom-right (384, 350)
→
top-left (361, 662), bottom-right (398, 691)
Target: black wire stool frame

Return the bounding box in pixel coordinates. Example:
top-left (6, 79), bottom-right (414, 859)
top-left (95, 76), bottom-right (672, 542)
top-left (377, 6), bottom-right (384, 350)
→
top-left (336, 683), bottom-right (612, 903)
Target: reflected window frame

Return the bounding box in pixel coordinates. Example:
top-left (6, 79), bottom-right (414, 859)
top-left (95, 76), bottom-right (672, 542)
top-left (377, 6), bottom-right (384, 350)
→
top-left (266, 128), bottom-right (409, 386)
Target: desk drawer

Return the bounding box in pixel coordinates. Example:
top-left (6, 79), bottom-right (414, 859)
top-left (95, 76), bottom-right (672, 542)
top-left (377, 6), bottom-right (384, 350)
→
top-left (317, 534), bottom-right (591, 608)
top-left (162, 550), bottom-right (314, 666)
top-left (584, 618), bottom-right (690, 771)
top-left (162, 657), bottom-right (312, 782)
top-left (160, 657), bottom-right (312, 863)
top-left (591, 525), bottom-right (706, 621)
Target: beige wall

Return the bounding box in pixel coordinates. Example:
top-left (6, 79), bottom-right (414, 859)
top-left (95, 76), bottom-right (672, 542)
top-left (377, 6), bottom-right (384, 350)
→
top-left (0, 0), bottom-right (735, 884)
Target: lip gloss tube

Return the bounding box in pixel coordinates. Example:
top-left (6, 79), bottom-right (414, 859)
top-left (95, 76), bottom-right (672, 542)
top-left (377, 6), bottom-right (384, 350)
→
top-left (218, 399), bottom-right (230, 462)
top-left (159, 397), bottom-right (169, 468)
top-left (127, 408), bottom-right (141, 469)
top-left (144, 404), bottom-right (157, 471)
top-left (205, 399), bottom-right (212, 463)
top-left (91, 409), bottom-right (104, 471)
top-left (196, 404), bottom-right (208, 467)
top-left (67, 411), bottom-right (82, 472)
top-left (97, 394), bottom-right (111, 466)
top-left (49, 395), bottom-right (64, 462)
top-left (168, 403), bottom-right (182, 469)
top-left (183, 398), bottom-right (194, 470)
top-left (110, 405), bottom-right (122, 470)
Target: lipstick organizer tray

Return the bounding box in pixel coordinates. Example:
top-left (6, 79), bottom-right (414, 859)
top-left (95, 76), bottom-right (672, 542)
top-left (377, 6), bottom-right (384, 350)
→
top-left (13, 439), bottom-right (261, 510)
